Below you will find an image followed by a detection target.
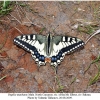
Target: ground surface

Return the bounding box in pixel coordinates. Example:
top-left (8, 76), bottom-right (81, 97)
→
top-left (0, 1), bottom-right (100, 93)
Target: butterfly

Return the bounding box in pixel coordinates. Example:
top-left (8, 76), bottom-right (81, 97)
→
top-left (14, 33), bottom-right (85, 73)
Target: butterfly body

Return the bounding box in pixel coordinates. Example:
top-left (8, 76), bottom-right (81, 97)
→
top-left (14, 33), bottom-right (85, 71)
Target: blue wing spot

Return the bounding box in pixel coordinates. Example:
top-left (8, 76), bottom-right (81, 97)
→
top-left (39, 56), bottom-right (41, 60)
top-left (54, 57), bottom-right (57, 61)
top-left (34, 51), bottom-right (38, 55)
top-left (41, 55), bottom-right (45, 61)
top-left (39, 55), bottom-right (45, 62)
top-left (51, 57), bottom-right (55, 62)
top-left (36, 54), bottom-right (40, 58)
top-left (57, 55), bottom-right (60, 59)
top-left (51, 56), bottom-right (57, 62)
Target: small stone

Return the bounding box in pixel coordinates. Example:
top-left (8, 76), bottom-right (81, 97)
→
top-left (34, 73), bottom-right (43, 84)
top-left (76, 79), bottom-right (80, 83)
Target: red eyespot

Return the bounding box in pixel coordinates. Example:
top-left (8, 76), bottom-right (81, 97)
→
top-left (45, 58), bottom-right (51, 63)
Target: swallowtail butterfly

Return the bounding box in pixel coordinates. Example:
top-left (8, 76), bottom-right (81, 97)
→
top-left (14, 33), bottom-right (84, 72)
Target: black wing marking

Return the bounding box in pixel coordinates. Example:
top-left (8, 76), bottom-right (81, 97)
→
top-left (14, 34), bottom-right (46, 66)
top-left (50, 35), bottom-right (85, 67)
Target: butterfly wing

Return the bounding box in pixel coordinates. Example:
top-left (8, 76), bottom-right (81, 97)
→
top-left (50, 35), bottom-right (85, 67)
top-left (14, 34), bottom-right (47, 66)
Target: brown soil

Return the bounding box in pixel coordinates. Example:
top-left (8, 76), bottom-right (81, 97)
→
top-left (0, 1), bottom-right (100, 93)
